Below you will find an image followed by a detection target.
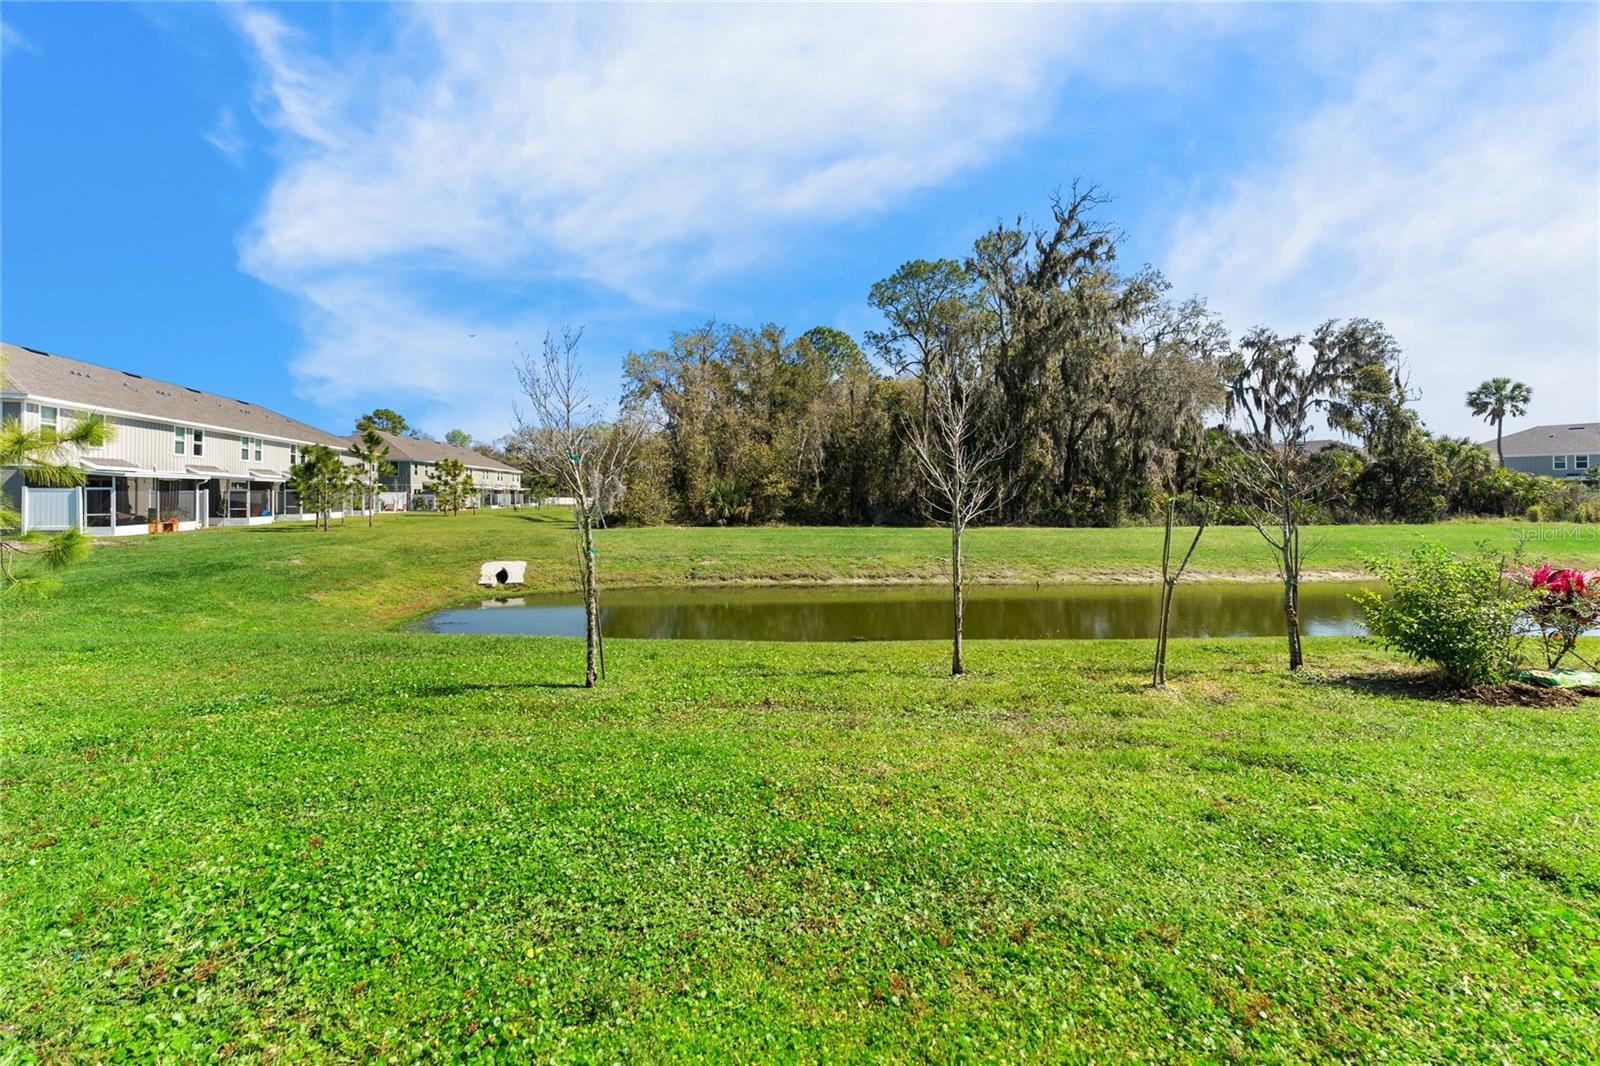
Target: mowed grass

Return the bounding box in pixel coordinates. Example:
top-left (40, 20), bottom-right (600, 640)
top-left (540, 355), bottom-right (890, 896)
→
top-left (3, 513), bottom-right (1599, 1061)
top-left (5, 510), bottom-right (1597, 633)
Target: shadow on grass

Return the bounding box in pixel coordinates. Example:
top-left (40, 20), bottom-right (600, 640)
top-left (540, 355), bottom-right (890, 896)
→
top-left (413, 681), bottom-right (591, 695)
top-left (740, 666), bottom-right (883, 680)
top-left (505, 512), bottom-right (576, 526)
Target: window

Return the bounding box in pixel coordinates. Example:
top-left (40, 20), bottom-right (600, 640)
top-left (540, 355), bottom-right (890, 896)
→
top-left (174, 426), bottom-right (186, 455)
top-left (39, 406), bottom-right (58, 433)
top-left (254, 438), bottom-right (263, 462)
top-left (289, 445), bottom-right (300, 467)
top-left (1554, 455), bottom-right (1568, 471)
top-left (240, 436), bottom-right (263, 461)
top-left (1577, 454), bottom-right (1591, 471)
top-left (192, 429), bottom-right (205, 457)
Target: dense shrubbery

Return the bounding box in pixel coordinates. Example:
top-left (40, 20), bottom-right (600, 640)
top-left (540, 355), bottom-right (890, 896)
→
top-left (1355, 544), bottom-right (1530, 686)
top-left (1358, 548), bottom-right (1600, 686)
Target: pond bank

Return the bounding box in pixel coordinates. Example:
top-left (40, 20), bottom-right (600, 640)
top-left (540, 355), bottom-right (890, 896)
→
top-left (421, 580), bottom-right (1380, 641)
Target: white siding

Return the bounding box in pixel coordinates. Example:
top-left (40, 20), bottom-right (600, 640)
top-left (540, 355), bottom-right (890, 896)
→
top-left (74, 413), bottom-right (310, 476)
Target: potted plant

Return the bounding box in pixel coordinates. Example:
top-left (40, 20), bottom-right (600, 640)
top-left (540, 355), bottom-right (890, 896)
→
top-left (159, 509), bottom-right (180, 533)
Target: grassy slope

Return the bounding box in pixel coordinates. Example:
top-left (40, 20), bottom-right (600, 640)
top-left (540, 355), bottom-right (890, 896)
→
top-left (3, 514), bottom-right (1599, 1061)
top-left (6, 511), bottom-right (1597, 633)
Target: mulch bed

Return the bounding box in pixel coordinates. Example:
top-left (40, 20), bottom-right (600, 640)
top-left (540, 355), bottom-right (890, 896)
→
top-left (1322, 669), bottom-right (1600, 707)
top-left (1456, 681), bottom-right (1600, 707)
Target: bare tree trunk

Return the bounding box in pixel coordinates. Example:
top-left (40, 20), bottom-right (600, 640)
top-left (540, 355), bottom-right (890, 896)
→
top-left (951, 518), bottom-right (965, 676)
top-left (581, 509), bottom-right (599, 687)
top-left (1283, 524), bottom-right (1303, 671)
top-left (1154, 501), bottom-right (1174, 687)
top-left (1495, 418), bottom-right (1505, 467)
top-left (368, 487), bottom-right (374, 528)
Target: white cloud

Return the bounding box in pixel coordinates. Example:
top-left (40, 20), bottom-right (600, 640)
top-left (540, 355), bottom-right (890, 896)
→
top-left (239, 4), bottom-right (1097, 291)
top-left (229, 3), bottom-right (1178, 435)
top-left (1164, 13), bottom-right (1600, 440)
top-left (204, 107), bottom-right (246, 162)
top-left (233, 4), bottom-right (1597, 443)
top-left (1, 20), bottom-right (34, 56)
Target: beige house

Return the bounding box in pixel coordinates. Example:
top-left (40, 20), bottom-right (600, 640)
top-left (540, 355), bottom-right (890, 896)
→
top-left (4, 343), bottom-right (352, 534)
top-left (356, 430), bottom-right (525, 511)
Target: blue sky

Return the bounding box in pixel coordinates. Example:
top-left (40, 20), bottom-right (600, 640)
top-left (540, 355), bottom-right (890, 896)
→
top-left (3, 2), bottom-right (1596, 442)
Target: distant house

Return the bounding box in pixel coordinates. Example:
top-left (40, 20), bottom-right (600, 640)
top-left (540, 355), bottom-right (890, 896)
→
top-left (352, 430), bottom-right (525, 511)
top-left (2, 341), bottom-right (530, 534)
top-left (1487, 423), bottom-right (1600, 479)
top-left (1300, 438), bottom-right (1361, 458)
top-left (2, 342), bottom-right (352, 534)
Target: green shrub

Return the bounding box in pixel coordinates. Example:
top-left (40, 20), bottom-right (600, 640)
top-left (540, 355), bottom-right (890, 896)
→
top-left (1355, 543), bottom-right (1529, 686)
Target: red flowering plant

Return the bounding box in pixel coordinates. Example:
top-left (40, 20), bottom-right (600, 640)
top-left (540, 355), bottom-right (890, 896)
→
top-left (1518, 564), bottom-right (1600, 669)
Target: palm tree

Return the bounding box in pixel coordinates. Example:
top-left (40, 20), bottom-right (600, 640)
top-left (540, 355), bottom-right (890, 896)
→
top-left (348, 427), bottom-right (394, 528)
top-left (1, 413), bottom-right (111, 593)
top-left (1466, 378), bottom-right (1532, 467)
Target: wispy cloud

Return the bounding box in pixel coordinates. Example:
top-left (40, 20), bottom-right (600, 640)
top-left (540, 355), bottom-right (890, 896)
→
top-left (231, 4), bottom-right (1597, 440)
top-left (1164, 10), bottom-right (1600, 439)
top-left (1, 20), bottom-right (35, 57)
top-left (228, 3), bottom-right (1190, 433)
top-left (238, 5), bottom-right (1107, 293)
top-left (204, 106), bottom-right (246, 163)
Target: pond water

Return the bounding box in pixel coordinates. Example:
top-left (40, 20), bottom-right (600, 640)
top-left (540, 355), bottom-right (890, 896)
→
top-left (420, 582), bottom-right (1379, 641)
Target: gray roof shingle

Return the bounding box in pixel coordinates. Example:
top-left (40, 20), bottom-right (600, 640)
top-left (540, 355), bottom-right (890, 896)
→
top-left (1, 342), bottom-right (350, 448)
top-left (1487, 423), bottom-right (1600, 456)
top-left (351, 429), bottom-right (519, 473)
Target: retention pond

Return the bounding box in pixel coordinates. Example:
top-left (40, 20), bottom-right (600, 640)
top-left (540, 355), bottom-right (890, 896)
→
top-left (421, 581), bottom-right (1378, 641)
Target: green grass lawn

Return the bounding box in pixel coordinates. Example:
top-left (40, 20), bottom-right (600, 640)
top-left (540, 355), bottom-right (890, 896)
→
top-left (6, 510), bottom-right (1597, 633)
top-left (3, 514), bottom-right (1598, 1061)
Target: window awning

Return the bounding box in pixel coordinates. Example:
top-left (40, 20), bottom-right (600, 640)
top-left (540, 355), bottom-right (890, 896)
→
top-left (248, 469), bottom-right (289, 483)
top-left (82, 457), bottom-right (141, 472)
top-left (186, 465), bottom-right (232, 478)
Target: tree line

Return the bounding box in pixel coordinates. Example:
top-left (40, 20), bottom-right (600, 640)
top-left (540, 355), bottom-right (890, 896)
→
top-left (510, 187), bottom-right (1591, 530)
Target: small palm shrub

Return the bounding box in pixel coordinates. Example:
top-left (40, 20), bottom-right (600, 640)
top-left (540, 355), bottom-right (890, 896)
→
top-left (1355, 544), bottom-right (1529, 687)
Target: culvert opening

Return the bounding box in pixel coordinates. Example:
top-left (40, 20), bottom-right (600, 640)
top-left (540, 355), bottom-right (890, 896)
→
top-left (495, 567), bottom-right (509, 585)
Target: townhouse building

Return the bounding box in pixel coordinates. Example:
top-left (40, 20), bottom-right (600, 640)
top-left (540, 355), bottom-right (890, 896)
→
top-left (357, 430), bottom-right (525, 511)
top-left (2, 342), bottom-right (525, 534)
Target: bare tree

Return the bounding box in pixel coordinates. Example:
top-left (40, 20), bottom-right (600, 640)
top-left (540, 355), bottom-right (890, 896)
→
top-left (515, 327), bottom-right (647, 687)
top-left (905, 317), bottom-right (1007, 676)
top-left (1152, 496), bottom-right (1208, 687)
top-left (1225, 321), bottom-right (1387, 669)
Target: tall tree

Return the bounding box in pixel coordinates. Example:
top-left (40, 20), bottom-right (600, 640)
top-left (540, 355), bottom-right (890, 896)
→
top-left (0, 412), bottom-right (111, 593)
top-left (1466, 378), bottom-right (1532, 467)
top-left (517, 327), bottom-right (648, 687)
top-left (356, 409), bottom-right (417, 437)
top-left (348, 427), bottom-right (395, 527)
top-left (1324, 322), bottom-right (1445, 521)
top-left (444, 429), bottom-right (473, 448)
top-left (866, 259), bottom-right (977, 422)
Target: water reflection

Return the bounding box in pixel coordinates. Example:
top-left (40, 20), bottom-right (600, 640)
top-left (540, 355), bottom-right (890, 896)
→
top-left (423, 582), bottom-right (1377, 641)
